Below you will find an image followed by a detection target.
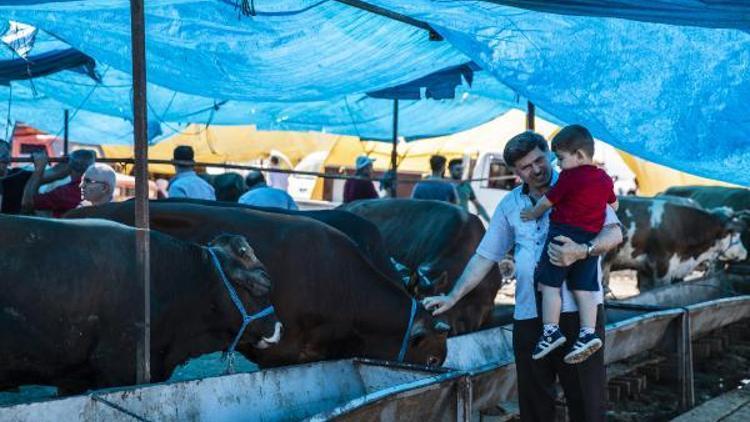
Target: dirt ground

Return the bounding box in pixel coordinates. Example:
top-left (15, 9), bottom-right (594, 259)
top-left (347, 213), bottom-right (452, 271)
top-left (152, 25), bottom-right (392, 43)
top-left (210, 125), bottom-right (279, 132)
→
top-left (608, 326), bottom-right (750, 421)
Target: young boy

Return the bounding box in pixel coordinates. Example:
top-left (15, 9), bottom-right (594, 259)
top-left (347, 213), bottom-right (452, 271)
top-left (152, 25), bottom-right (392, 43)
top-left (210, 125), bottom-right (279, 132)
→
top-left (520, 125), bottom-right (618, 364)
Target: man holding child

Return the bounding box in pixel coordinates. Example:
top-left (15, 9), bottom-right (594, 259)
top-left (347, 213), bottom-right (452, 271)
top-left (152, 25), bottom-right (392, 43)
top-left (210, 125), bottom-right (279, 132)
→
top-left (423, 127), bottom-right (623, 421)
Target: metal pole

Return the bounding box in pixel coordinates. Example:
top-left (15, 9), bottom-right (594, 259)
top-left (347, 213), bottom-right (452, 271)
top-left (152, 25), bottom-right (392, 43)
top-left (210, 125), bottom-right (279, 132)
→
top-left (526, 101), bottom-right (535, 131)
top-left (129, 0), bottom-right (151, 384)
top-left (63, 109), bottom-right (69, 156)
top-left (677, 310), bottom-right (695, 410)
top-left (389, 99), bottom-right (399, 198)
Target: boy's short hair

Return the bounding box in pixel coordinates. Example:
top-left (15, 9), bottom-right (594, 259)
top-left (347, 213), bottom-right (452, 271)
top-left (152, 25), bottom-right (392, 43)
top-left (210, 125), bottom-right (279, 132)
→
top-left (551, 124), bottom-right (595, 158)
top-left (429, 155), bottom-right (447, 172)
top-left (448, 158), bottom-right (463, 168)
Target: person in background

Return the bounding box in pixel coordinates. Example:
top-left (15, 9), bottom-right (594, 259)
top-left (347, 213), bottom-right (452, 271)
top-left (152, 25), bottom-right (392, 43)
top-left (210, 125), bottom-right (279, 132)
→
top-left (448, 158), bottom-right (491, 222)
top-left (21, 149), bottom-right (96, 217)
top-left (79, 163), bottom-right (117, 206)
top-left (343, 155), bottom-right (379, 203)
top-left (168, 145), bottom-right (215, 200)
top-left (410, 154), bottom-right (458, 204)
top-left (1, 140), bottom-right (70, 214)
top-left (239, 170), bottom-right (298, 210)
top-left (212, 172), bottom-right (246, 202)
top-left (266, 155), bottom-right (289, 192)
top-left (155, 178), bottom-right (169, 199)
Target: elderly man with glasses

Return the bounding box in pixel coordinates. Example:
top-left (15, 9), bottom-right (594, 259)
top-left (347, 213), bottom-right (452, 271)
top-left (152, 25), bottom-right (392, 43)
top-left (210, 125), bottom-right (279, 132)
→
top-left (80, 163), bottom-right (117, 206)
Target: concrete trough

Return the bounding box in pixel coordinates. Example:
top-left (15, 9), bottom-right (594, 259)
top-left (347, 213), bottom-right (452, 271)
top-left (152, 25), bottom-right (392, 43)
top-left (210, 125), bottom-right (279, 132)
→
top-left (0, 359), bottom-right (468, 422)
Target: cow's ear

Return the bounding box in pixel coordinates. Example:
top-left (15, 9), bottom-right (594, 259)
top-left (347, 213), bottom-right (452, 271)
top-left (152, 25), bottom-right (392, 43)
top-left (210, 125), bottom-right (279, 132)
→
top-left (433, 321), bottom-right (451, 333)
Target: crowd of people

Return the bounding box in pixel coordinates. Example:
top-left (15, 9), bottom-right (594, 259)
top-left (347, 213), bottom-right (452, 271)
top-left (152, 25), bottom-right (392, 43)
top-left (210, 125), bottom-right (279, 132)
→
top-left (2, 135), bottom-right (505, 220)
top-left (0, 142), bottom-right (304, 217)
top-left (342, 152), bottom-right (492, 223)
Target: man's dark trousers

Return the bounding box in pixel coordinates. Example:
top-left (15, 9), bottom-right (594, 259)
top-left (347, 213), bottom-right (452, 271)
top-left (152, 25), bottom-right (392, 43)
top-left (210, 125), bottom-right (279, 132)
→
top-left (513, 304), bottom-right (606, 421)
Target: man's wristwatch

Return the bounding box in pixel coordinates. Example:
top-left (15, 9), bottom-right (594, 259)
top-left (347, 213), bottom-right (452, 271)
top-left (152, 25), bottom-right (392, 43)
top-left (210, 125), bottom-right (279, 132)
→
top-left (585, 241), bottom-right (595, 257)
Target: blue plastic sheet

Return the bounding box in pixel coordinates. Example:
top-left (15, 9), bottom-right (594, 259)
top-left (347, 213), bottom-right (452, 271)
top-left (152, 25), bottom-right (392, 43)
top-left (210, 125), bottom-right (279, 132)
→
top-left (1, 1), bottom-right (749, 185)
top-left (0, 24), bottom-right (520, 141)
top-left (369, 0), bottom-right (750, 186)
top-left (0, 83), bottom-right (177, 145)
top-left (0, 1), bottom-right (469, 101)
top-left (485, 1), bottom-right (750, 30)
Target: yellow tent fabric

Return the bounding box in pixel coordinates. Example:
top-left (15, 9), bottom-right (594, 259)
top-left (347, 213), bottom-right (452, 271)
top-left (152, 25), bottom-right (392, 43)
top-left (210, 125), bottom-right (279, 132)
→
top-left (322, 109), bottom-right (559, 174)
top-left (101, 124), bottom-right (351, 175)
top-left (100, 111), bottom-right (732, 198)
top-left (310, 109), bottom-right (563, 199)
top-left (618, 151), bottom-right (736, 196)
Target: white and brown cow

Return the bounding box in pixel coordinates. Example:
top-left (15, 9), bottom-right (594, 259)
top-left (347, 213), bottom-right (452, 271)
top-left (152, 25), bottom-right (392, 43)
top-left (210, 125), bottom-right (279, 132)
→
top-left (604, 196), bottom-right (747, 289)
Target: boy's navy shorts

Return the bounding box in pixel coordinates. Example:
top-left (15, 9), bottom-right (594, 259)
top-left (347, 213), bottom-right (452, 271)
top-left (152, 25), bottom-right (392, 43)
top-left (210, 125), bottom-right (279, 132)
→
top-left (535, 223), bottom-right (600, 292)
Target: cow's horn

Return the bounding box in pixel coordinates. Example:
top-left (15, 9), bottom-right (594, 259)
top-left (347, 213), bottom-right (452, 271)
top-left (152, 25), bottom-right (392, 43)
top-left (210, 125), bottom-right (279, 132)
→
top-left (433, 321), bottom-right (451, 333)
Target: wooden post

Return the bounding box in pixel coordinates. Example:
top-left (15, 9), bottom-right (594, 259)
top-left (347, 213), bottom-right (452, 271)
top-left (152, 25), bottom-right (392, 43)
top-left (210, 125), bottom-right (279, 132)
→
top-left (677, 310), bottom-right (695, 410)
top-left (389, 99), bottom-right (399, 198)
top-left (526, 101), bottom-right (535, 131)
top-left (63, 109), bottom-right (69, 156)
top-left (129, 0), bottom-right (151, 384)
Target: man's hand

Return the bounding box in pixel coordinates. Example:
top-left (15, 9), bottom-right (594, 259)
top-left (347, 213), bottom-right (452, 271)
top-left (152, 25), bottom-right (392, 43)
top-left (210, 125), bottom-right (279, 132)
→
top-left (520, 206), bottom-right (536, 222)
top-left (31, 151), bottom-right (48, 171)
top-left (548, 235), bottom-right (587, 266)
top-left (422, 294), bottom-right (457, 316)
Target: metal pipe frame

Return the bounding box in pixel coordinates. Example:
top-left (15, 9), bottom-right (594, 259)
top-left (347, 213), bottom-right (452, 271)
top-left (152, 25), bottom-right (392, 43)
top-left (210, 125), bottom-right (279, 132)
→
top-left (334, 0), bottom-right (444, 41)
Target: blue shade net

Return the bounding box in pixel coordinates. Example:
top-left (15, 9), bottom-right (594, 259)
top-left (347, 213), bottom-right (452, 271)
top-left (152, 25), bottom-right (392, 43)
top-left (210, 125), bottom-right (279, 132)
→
top-left (0, 1), bottom-right (748, 185)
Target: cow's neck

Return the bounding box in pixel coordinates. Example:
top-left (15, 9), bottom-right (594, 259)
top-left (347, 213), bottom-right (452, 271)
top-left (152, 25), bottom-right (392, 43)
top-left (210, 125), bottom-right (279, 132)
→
top-left (151, 244), bottom-right (238, 379)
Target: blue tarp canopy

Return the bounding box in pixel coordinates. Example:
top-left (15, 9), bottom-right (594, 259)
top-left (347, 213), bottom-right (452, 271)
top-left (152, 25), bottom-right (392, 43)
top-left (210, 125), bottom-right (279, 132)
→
top-left (0, 23), bottom-right (524, 142)
top-left (0, 1), bottom-right (748, 185)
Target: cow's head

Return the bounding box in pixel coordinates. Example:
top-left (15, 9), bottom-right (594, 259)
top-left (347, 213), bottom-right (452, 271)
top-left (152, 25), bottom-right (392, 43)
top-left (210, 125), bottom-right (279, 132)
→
top-left (712, 210), bottom-right (749, 262)
top-left (403, 263), bottom-right (450, 298)
top-left (404, 309), bottom-right (450, 367)
top-left (208, 234), bottom-right (282, 348)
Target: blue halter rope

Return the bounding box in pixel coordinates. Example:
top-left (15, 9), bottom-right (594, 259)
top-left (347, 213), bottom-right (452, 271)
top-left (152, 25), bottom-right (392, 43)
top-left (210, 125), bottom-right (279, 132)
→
top-left (397, 297), bottom-right (418, 362)
top-left (207, 248), bottom-right (275, 373)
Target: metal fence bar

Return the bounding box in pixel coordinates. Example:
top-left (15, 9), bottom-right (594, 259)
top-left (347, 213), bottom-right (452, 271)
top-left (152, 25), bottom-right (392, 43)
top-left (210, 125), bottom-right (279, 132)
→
top-left (8, 156), bottom-right (519, 184)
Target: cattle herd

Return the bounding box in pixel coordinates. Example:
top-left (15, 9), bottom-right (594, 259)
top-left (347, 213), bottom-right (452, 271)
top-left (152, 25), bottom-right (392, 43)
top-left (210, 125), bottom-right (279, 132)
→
top-left (1, 185), bottom-right (748, 396)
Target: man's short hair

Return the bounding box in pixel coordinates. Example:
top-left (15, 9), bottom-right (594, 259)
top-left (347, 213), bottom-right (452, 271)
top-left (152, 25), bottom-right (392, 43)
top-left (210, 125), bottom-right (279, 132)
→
top-left (245, 170), bottom-right (266, 189)
top-left (503, 131), bottom-right (549, 167)
top-left (448, 158), bottom-right (463, 168)
top-left (173, 145), bottom-right (195, 167)
top-left (269, 156), bottom-right (279, 165)
top-left (551, 124), bottom-right (594, 158)
top-left (69, 149), bottom-right (96, 173)
top-left (84, 163), bottom-right (117, 190)
top-left (430, 155), bottom-right (447, 172)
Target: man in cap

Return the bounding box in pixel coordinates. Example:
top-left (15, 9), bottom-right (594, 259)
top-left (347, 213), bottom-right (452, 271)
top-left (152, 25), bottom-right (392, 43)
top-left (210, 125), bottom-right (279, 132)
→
top-left (80, 163), bottom-right (118, 206)
top-left (21, 149), bottom-right (97, 217)
top-left (343, 155), bottom-right (379, 203)
top-left (239, 170), bottom-right (298, 210)
top-left (168, 145), bottom-right (215, 200)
